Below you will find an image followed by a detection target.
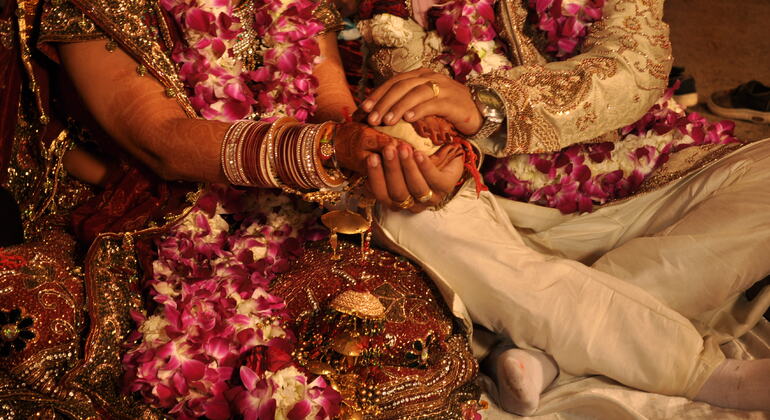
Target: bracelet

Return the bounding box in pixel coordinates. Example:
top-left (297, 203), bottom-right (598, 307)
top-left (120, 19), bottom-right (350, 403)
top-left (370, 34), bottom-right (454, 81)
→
top-left (219, 118), bottom-right (348, 195)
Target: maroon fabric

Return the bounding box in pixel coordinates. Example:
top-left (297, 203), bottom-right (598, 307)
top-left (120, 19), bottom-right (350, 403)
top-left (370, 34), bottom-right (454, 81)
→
top-left (0, 2), bottom-right (22, 184)
top-left (357, 0), bottom-right (410, 19)
top-left (70, 161), bottom-right (194, 245)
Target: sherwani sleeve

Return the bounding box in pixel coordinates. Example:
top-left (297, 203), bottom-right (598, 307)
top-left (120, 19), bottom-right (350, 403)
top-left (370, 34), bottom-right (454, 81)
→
top-left (467, 0), bottom-right (672, 157)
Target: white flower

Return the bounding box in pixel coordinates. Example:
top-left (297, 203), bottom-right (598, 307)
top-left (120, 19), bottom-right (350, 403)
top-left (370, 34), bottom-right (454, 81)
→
top-left (368, 14), bottom-right (413, 47)
top-left (139, 315), bottom-right (171, 344)
top-left (562, 0), bottom-right (587, 15)
top-left (507, 155), bottom-right (547, 188)
top-left (469, 40), bottom-right (511, 74)
top-left (268, 366), bottom-right (311, 419)
top-left (153, 281), bottom-right (180, 298)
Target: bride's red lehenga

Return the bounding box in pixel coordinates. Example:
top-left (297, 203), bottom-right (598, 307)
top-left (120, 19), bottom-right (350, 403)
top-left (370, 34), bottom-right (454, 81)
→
top-left (0, 0), bottom-right (480, 418)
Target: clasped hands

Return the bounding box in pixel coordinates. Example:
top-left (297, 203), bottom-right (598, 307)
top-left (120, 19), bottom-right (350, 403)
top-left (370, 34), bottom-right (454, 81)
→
top-left (334, 68), bottom-right (484, 212)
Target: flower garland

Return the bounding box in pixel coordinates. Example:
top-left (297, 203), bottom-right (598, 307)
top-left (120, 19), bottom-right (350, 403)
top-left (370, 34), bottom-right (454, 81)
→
top-left (123, 0), bottom-right (341, 418)
top-left (162, 0), bottom-right (323, 122)
top-left (483, 86), bottom-right (740, 213)
top-left (530, 0), bottom-right (605, 59)
top-left (123, 187), bottom-right (338, 419)
top-left (433, 0), bottom-right (511, 82)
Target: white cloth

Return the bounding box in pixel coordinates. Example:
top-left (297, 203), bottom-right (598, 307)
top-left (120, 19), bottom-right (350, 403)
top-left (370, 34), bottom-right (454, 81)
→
top-left (376, 138), bottom-right (770, 399)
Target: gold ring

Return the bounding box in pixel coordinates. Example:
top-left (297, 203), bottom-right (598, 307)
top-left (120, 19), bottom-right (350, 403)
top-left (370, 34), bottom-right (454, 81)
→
top-left (416, 189), bottom-right (433, 203)
top-left (396, 195), bottom-right (415, 209)
top-left (427, 81), bottom-right (440, 99)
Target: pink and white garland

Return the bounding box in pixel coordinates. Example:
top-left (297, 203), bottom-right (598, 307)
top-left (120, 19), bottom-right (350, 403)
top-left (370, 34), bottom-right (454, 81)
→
top-left (483, 86), bottom-right (740, 213)
top-left (162, 0), bottom-right (323, 122)
top-left (123, 187), bottom-right (338, 419)
top-left (530, 0), bottom-right (605, 59)
top-left (433, 0), bottom-right (511, 82)
top-left (123, 1), bottom-right (340, 418)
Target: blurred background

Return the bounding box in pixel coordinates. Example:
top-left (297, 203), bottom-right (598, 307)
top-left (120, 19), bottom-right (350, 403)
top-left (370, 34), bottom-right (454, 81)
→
top-left (665, 0), bottom-right (770, 142)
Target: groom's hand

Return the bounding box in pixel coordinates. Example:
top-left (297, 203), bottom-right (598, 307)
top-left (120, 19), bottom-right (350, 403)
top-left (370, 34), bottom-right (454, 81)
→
top-left (360, 68), bottom-right (483, 136)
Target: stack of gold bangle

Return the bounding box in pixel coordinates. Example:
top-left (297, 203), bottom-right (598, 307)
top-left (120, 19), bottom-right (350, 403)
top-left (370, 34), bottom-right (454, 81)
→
top-left (220, 118), bottom-right (347, 192)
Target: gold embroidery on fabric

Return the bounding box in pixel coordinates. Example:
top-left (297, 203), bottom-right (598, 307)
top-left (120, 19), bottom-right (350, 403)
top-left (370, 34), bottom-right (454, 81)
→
top-left (312, 0), bottom-right (345, 35)
top-left (469, 0), bottom-right (671, 155)
top-left (496, 0), bottom-right (545, 67)
top-left (5, 108), bottom-right (93, 239)
top-left (39, 0), bottom-right (107, 43)
top-left (17, 0), bottom-right (48, 125)
top-left (470, 57), bottom-right (617, 153)
top-left (69, 0), bottom-right (197, 117)
top-left (63, 233), bottom-right (163, 419)
top-left (60, 187), bottom-right (200, 418)
top-left (0, 367), bottom-right (97, 420)
top-left (0, 18), bottom-right (12, 49)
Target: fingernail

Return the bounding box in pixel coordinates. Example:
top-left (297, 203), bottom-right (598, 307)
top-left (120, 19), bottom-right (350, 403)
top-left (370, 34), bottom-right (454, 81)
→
top-left (399, 146), bottom-right (409, 159)
top-left (368, 154), bottom-right (380, 168)
top-left (405, 111), bottom-right (415, 120)
top-left (362, 100), bottom-right (373, 111)
top-left (415, 152), bottom-right (425, 163)
top-left (369, 112), bottom-right (379, 123)
top-left (384, 147), bottom-right (395, 161)
top-left (384, 112), bottom-right (394, 124)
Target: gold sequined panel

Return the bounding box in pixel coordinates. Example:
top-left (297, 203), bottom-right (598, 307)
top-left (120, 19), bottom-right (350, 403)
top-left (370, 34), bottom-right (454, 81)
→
top-left (0, 368), bottom-right (96, 419)
top-left (4, 99), bottom-right (95, 239)
top-left (0, 18), bottom-right (12, 49)
top-left (39, 0), bottom-right (107, 44)
top-left (271, 241), bottom-right (480, 419)
top-left (469, 0), bottom-right (672, 156)
top-left (0, 219), bottom-right (97, 418)
top-left (63, 233), bottom-right (164, 419)
top-left (68, 0), bottom-right (197, 117)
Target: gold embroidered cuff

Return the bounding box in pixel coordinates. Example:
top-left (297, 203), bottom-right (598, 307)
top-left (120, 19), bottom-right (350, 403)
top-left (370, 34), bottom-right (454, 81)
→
top-left (312, 0), bottom-right (344, 35)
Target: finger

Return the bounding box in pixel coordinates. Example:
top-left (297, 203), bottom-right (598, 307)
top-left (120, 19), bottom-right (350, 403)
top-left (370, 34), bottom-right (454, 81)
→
top-left (403, 100), bottom-right (448, 123)
top-left (367, 77), bottom-right (430, 126)
top-left (415, 149), bottom-right (460, 195)
top-left (362, 68), bottom-right (433, 112)
top-left (382, 145), bottom-right (412, 209)
top-left (366, 154), bottom-right (392, 206)
top-left (398, 144), bottom-right (437, 205)
top-left (383, 83), bottom-right (438, 126)
top-left (429, 144), bottom-right (457, 169)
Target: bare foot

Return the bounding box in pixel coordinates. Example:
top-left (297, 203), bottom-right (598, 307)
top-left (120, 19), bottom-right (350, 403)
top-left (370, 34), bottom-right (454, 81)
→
top-left (484, 346), bottom-right (558, 416)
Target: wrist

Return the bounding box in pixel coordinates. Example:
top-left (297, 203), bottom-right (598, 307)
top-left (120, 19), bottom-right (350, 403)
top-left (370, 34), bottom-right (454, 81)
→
top-left (468, 86), bottom-right (505, 141)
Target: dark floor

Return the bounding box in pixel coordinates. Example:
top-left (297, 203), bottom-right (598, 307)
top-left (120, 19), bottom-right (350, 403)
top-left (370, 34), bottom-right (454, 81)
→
top-left (664, 0), bottom-right (770, 142)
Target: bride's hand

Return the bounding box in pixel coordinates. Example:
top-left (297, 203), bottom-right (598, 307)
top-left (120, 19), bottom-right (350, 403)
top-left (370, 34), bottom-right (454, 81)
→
top-left (366, 143), bottom-right (465, 213)
top-left (411, 115), bottom-right (458, 145)
top-left (361, 68), bottom-right (483, 136)
top-left (334, 121), bottom-right (399, 174)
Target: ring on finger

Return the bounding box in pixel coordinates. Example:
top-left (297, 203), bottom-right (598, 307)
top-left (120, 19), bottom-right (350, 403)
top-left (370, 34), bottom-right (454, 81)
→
top-left (416, 189), bottom-right (434, 203)
top-left (396, 195), bottom-right (415, 209)
top-left (426, 81), bottom-right (440, 99)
